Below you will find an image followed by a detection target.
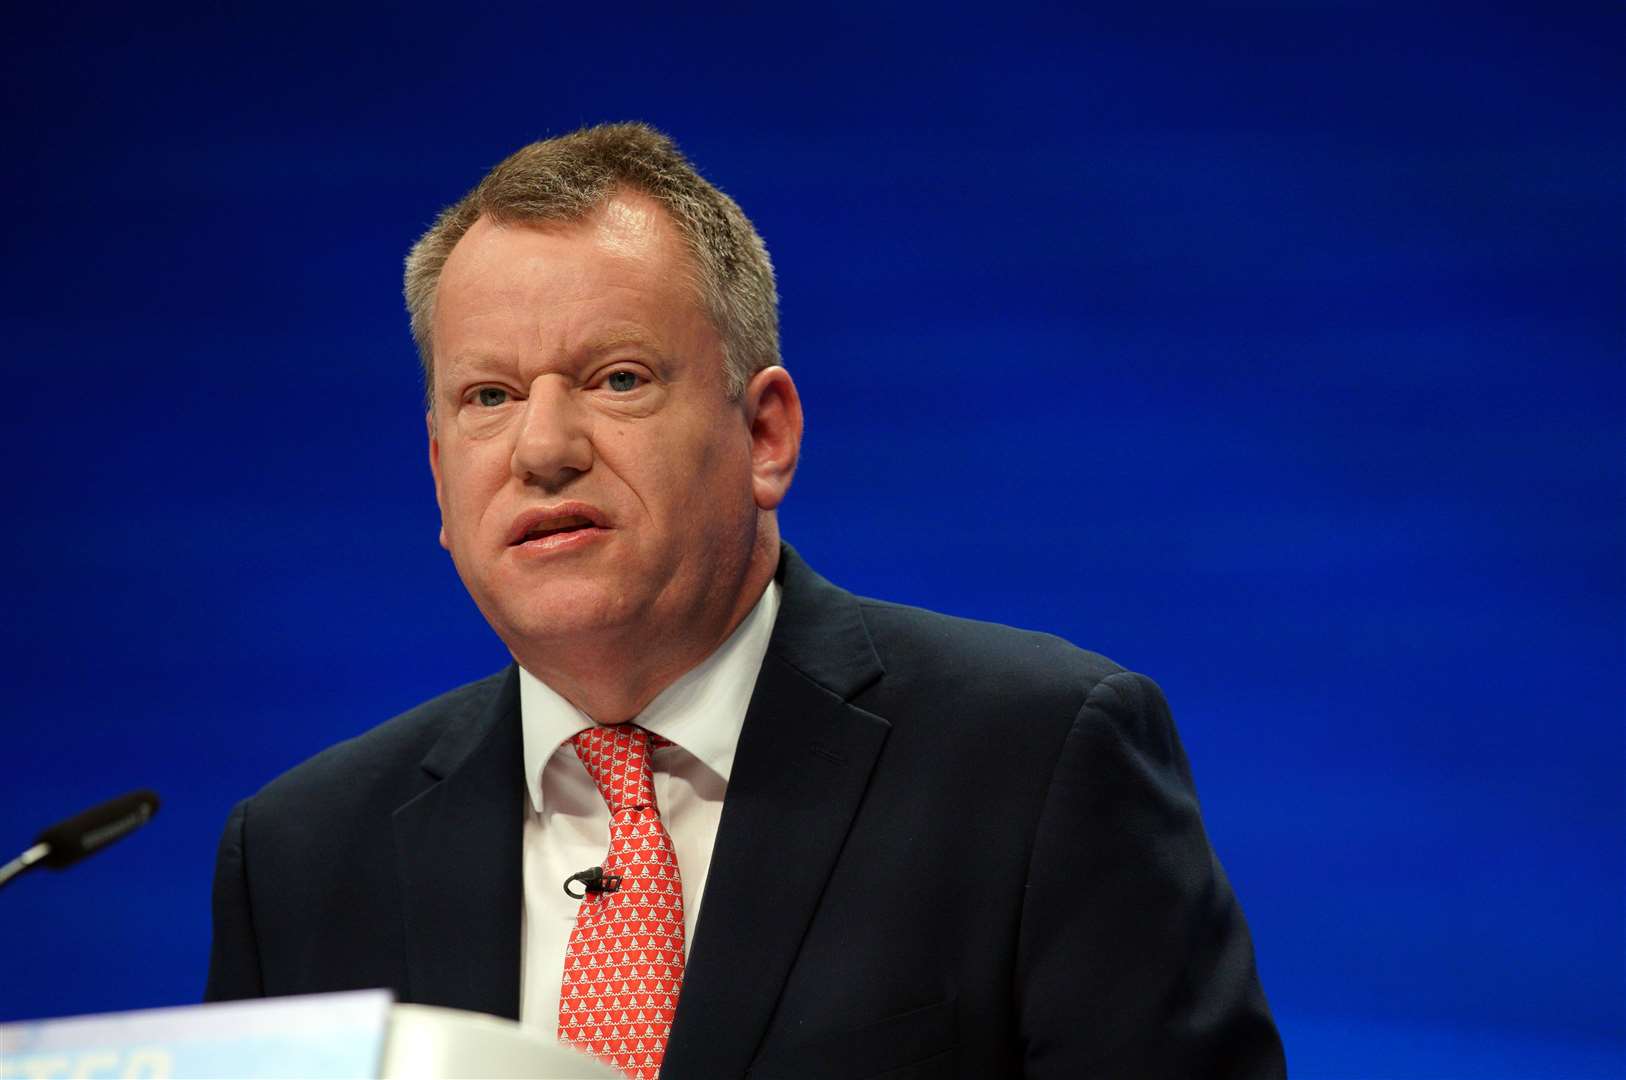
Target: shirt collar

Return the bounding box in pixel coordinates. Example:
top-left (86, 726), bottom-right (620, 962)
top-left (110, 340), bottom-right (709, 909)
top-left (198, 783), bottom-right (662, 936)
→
top-left (519, 579), bottom-right (781, 814)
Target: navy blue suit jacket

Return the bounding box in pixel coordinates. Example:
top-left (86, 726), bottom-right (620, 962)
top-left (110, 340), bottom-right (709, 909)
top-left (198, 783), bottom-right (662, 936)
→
top-left (206, 547), bottom-right (1285, 1077)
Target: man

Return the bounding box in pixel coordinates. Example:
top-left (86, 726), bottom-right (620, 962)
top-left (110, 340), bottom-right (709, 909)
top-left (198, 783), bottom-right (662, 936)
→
top-left (207, 122), bottom-right (1286, 1078)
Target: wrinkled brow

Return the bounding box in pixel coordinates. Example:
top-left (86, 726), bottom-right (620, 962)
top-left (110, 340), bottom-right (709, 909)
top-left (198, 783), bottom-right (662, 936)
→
top-left (440, 328), bottom-right (665, 378)
top-left (576, 327), bottom-right (664, 354)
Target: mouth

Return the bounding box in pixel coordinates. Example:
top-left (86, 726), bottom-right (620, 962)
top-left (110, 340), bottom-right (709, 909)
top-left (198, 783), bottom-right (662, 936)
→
top-left (508, 506), bottom-right (610, 548)
top-left (517, 516), bottom-right (596, 543)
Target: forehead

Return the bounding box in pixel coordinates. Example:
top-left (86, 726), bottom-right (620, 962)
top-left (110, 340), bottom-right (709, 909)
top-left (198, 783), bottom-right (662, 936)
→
top-left (593, 194), bottom-right (667, 256)
top-left (431, 193), bottom-right (710, 367)
top-left (442, 192), bottom-right (694, 297)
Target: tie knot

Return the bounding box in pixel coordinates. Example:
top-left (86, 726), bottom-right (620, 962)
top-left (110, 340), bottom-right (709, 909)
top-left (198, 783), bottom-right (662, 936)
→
top-left (570, 724), bottom-right (667, 814)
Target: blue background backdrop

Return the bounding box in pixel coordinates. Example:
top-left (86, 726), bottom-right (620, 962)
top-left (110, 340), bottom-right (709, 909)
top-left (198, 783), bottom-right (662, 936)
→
top-left (3, 4), bottom-right (1621, 1076)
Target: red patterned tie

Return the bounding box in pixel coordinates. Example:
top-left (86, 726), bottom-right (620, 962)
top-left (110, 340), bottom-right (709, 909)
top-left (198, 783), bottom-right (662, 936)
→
top-left (559, 724), bottom-right (686, 1079)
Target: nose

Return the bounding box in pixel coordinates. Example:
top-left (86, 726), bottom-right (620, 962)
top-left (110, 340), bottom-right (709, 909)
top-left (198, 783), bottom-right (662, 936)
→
top-left (511, 375), bottom-right (593, 489)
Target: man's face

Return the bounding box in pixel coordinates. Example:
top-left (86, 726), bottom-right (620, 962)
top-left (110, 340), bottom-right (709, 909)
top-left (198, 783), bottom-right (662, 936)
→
top-left (427, 195), bottom-right (774, 678)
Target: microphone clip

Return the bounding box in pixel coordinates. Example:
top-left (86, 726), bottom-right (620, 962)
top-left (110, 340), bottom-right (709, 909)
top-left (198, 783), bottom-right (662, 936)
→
top-left (563, 865), bottom-right (623, 900)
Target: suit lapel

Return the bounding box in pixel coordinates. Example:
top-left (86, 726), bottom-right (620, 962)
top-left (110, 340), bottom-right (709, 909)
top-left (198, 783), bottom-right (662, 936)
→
top-left (664, 548), bottom-right (889, 1077)
top-left (393, 666), bottom-right (525, 1020)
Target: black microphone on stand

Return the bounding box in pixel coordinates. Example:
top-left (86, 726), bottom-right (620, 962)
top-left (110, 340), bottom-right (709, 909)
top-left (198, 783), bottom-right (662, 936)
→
top-left (0, 790), bottom-right (160, 890)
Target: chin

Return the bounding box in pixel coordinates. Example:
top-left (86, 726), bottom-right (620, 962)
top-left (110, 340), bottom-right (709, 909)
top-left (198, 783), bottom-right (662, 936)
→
top-left (478, 582), bottom-right (642, 650)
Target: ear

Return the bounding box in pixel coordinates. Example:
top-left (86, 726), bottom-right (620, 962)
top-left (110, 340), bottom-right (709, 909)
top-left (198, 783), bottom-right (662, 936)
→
top-left (742, 366), bottom-right (803, 511)
top-left (427, 410), bottom-right (449, 551)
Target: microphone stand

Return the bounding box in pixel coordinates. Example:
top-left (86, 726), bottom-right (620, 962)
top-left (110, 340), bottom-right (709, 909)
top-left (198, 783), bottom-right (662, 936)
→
top-left (0, 843), bottom-right (51, 890)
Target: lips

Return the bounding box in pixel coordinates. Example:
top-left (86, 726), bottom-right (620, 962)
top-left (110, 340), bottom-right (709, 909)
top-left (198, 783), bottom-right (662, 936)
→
top-left (519, 514), bottom-right (594, 542)
top-left (507, 504), bottom-right (610, 547)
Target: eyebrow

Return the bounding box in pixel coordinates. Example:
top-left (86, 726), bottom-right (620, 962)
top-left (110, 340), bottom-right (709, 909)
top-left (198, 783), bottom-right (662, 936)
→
top-left (438, 351), bottom-right (508, 380)
top-left (440, 330), bottom-right (668, 379)
top-left (577, 327), bottom-right (663, 354)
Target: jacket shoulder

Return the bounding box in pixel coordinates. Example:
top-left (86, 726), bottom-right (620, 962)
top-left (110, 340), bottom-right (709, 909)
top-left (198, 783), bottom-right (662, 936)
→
top-left (247, 668), bottom-right (511, 817)
top-left (852, 595), bottom-right (1128, 718)
top-left (856, 595), bottom-right (1125, 684)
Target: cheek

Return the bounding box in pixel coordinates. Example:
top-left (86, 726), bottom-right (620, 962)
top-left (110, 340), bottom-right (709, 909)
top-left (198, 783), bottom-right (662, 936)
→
top-left (599, 412), bottom-right (753, 529)
top-left (677, 429), bottom-right (755, 521)
top-left (437, 448), bottom-right (506, 539)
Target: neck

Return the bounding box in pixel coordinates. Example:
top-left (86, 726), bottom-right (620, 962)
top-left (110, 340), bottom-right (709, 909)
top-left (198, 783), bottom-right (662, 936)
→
top-left (510, 531), bottom-right (780, 724)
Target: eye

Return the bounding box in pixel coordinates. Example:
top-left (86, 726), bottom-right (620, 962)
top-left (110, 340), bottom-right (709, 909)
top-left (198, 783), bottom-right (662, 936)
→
top-left (474, 387), bottom-right (510, 407)
top-left (604, 370), bottom-right (643, 392)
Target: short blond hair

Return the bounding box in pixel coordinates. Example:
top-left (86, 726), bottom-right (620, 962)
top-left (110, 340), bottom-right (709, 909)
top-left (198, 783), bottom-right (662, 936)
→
top-left (404, 122), bottom-right (780, 400)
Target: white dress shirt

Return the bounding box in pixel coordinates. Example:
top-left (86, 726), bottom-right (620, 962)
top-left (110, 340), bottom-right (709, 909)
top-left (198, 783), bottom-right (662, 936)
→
top-left (517, 580), bottom-right (781, 1036)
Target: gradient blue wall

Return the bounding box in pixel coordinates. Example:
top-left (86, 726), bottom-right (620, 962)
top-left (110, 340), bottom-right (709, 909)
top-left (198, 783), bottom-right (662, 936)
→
top-left (3, 5), bottom-right (1621, 1076)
